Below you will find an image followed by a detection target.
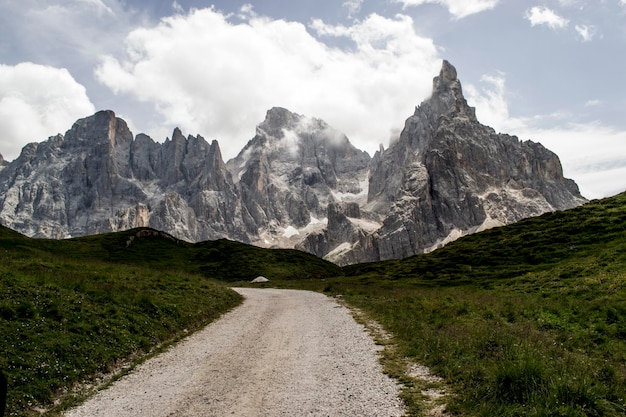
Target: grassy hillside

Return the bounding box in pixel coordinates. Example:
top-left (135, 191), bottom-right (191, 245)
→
top-left (295, 192), bottom-right (626, 416)
top-left (0, 227), bottom-right (340, 416)
top-left (2, 191), bottom-right (625, 416)
top-left (69, 228), bottom-right (343, 282)
top-left (191, 238), bottom-right (343, 281)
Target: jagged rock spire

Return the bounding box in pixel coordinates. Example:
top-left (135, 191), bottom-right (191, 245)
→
top-left (62, 110), bottom-right (134, 149)
top-left (427, 60), bottom-right (476, 122)
top-left (433, 59), bottom-right (458, 89)
top-left (361, 59), bottom-right (586, 263)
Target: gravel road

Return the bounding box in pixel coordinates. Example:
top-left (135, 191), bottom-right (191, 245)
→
top-left (64, 288), bottom-right (405, 416)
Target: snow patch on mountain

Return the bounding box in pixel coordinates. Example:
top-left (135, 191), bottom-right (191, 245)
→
top-left (348, 217), bottom-right (381, 234)
top-left (324, 242), bottom-right (354, 263)
top-left (332, 177), bottom-right (369, 205)
top-left (283, 225), bottom-right (299, 238)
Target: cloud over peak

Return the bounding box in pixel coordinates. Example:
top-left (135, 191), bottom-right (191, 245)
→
top-left (0, 63), bottom-right (95, 160)
top-left (96, 7), bottom-right (441, 159)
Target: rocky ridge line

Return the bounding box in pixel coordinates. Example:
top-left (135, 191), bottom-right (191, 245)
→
top-left (0, 61), bottom-right (586, 264)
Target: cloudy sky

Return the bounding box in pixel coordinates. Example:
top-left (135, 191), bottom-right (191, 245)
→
top-left (1, 0), bottom-right (625, 199)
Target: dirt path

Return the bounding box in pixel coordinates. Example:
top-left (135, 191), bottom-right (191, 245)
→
top-left (64, 288), bottom-right (405, 416)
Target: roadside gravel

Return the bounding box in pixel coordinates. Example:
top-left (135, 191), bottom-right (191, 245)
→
top-left (64, 288), bottom-right (405, 416)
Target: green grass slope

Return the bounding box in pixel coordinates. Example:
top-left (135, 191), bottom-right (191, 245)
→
top-left (0, 227), bottom-right (239, 417)
top-left (70, 228), bottom-right (343, 282)
top-left (191, 238), bottom-right (343, 282)
top-left (344, 193), bottom-right (626, 284)
top-left (2, 190), bottom-right (625, 416)
top-left (0, 225), bottom-right (342, 416)
top-left (312, 192), bottom-right (626, 416)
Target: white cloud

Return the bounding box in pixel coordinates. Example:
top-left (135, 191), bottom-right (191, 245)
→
top-left (526, 6), bottom-right (569, 29)
top-left (0, 63), bottom-right (95, 160)
top-left (575, 24), bottom-right (596, 41)
top-left (2, 0), bottom-right (137, 65)
top-left (466, 72), bottom-right (626, 199)
top-left (172, 1), bottom-right (184, 14)
top-left (465, 73), bottom-right (526, 132)
top-left (393, 0), bottom-right (499, 19)
top-left (237, 3), bottom-right (256, 19)
top-left (95, 8), bottom-right (441, 159)
top-left (343, 0), bottom-right (363, 17)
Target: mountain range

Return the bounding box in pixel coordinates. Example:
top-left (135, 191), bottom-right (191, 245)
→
top-left (0, 61), bottom-right (586, 265)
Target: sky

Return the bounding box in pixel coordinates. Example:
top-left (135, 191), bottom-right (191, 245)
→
top-left (1, 0), bottom-right (625, 199)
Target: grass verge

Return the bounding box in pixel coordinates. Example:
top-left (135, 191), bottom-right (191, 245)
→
top-left (3, 191), bottom-right (626, 416)
top-left (269, 193), bottom-right (626, 416)
top-left (0, 230), bottom-right (241, 417)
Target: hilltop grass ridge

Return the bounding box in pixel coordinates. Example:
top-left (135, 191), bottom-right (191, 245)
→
top-left (0, 229), bottom-right (238, 417)
top-left (0, 227), bottom-right (341, 416)
top-left (287, 192), bottom-right (626, 416)
top-left (1, 191), bottom-right (625, 416)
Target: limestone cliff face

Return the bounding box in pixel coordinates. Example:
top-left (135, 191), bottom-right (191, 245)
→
top-left (226, 107), bottom-right (371, 248)
top-left (0, 110), bottom-right (248, 241)
top-left (323, 60), bottom-right (586, 263)
top-left (0, 61), bottom-right (587, 264)
top-left (0, 108), bottom-right (372, 248)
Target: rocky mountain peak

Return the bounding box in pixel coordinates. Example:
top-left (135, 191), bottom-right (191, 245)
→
top-left (359, 60), bottom-right (587, 264)
top-left (427, 60), bottom-right (476, 123)
top-left (257, 107), bottom-right (303, 139)
top-left (207, 139), bottom-right (224, 169)
top-left (436, 59), bottom-right (458, 85)
top-left (170, 127), bottom-right (186, 143)
top-left (61, 110), bottom-right (133, 150)
top-left (225, 105), bottom-right (371, 247)
top-left (432, 60), bottom-right (459, 102)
